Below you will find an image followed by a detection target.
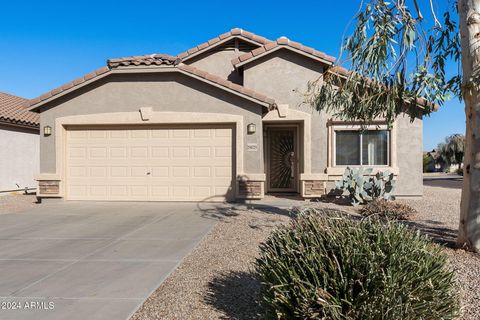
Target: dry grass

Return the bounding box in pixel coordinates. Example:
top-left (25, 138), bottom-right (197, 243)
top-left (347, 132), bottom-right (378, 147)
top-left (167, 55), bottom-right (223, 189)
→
top-left (359, 199), bottom-right (417, 220)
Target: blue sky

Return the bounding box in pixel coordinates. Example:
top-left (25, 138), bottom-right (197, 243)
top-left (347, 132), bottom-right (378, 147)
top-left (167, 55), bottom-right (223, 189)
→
top-left (0, 0), bottom-right (464, 150)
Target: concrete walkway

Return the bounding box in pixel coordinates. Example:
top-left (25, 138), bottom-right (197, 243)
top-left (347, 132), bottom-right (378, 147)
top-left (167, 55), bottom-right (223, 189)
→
top-left (0, 201), bottom-right (218, 320)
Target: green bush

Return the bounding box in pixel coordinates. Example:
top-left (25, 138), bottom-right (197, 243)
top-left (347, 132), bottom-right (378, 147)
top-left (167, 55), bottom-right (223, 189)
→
top-left (423, 154), bottom-right (433, 172)
top-left (256, 209), bottom-right (459, 320)
top-left (359, 199), bottom-right (417, 220)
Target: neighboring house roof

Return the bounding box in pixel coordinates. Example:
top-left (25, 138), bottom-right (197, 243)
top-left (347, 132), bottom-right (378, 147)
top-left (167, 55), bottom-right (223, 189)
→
top-left (28, 56), bottom-right (277, 111)
top-left (231, 36), bottom-right (336, 67)
top-left (0, 92), bottom-right (39, 129)
top-left (177, 28), bottom-right (272, 61)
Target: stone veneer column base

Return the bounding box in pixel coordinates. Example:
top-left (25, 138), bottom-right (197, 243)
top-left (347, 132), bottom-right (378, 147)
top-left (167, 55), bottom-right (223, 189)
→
top-left (36, 174), bottom-right (63, 199)
top-left (302, 180), bottom-right (326, 198)
top-left (237, 180), bottom-right (264, 199)
top-left (300, 174), bottom-right (328, 198)
top-left (38, 180), bottom-right (60, 196)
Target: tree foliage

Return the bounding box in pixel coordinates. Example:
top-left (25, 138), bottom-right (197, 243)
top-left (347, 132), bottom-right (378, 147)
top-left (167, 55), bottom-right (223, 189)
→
top-left (437, 133), bottom-right (465, 166)
top-left (306, 0), bottom-right (461, 125)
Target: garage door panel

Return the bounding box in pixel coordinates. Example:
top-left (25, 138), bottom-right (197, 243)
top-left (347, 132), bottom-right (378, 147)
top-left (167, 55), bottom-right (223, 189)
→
top-left (67, 126), bottom-right (234, 201)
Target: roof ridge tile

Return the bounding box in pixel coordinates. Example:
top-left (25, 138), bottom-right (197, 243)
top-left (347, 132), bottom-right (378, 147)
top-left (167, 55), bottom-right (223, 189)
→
top-left (177, 28), bottom-right (272, 61)
top-left (231, 36), bottom-right (337, 67)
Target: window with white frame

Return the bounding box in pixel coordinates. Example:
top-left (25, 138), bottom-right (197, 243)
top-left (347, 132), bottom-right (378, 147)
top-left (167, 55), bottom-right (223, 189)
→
top-left (334, 129), bottom-right (389, 166)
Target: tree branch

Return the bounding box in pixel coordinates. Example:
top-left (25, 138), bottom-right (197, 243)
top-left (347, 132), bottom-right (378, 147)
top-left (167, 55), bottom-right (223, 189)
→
top-left (429, 0), bottom-right (442, 27)
top-left (413, 0), bottom-right (424, 20)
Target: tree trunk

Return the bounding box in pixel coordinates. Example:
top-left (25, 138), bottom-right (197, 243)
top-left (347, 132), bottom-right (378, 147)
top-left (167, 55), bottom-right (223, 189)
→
top-left (458, 0), bottom-right (480, 251)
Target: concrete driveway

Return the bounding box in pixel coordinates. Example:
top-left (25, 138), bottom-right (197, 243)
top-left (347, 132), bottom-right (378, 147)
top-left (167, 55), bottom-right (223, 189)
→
top-left (0, 201), bottom-right (218, 320)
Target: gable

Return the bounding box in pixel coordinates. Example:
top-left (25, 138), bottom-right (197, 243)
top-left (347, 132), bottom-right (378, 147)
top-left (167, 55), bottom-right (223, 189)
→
top-left (232, 37), bottom-right (335, 69)
top-left (37, 72), bottom-right (267, 117)
top-left (243, 49), bottom-right (325, 107)
top-left (28, 59), bottom-right (275, 112)
top-left (185, 38), bottom-right (263, 82)
top-left (177, 28), bottom-right (271, 61)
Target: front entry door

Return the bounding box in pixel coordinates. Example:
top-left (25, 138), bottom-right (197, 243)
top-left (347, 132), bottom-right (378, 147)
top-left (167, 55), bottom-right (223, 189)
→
top-left (267, 127), bottom-right (297, 192)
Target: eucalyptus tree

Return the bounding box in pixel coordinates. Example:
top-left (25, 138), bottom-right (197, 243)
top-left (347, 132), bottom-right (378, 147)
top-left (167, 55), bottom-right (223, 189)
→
top-left (307, 0), bottom-right (480, 251)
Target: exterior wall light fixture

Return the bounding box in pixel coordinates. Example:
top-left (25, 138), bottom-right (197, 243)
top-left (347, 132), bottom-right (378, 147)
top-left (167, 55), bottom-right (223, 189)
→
top-left (44, 126), bottom-right (52, 136)
top-left (247, 123), bottom-right (256, 134)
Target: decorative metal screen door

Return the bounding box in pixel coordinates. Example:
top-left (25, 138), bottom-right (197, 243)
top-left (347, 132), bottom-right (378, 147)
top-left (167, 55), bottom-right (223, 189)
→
top-left (267, 127), bottom-right (297, 192)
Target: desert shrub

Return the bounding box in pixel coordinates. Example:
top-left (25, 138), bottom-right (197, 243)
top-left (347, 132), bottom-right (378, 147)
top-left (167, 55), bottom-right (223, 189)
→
top-left (359, 199), bottom-right (417, 220)
top-left (335, 167), bottom-right (395, 206)
top-left (256, 209), bottom-right (458, 320)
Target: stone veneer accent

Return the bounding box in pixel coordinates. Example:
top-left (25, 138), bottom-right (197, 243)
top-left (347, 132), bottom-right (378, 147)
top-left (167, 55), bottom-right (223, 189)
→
top-left (38, 180), bottom-right (60, 195)
top-left (303, 180), bottom-right (326, 197)
top-left (238, 180), bottom-right (263, 198)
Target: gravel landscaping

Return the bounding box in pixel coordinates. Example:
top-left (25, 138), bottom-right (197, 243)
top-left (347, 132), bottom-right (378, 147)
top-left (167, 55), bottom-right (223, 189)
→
top-left (0, 192), bottom-right (38, 214)
top-left (132, 181), bottom-right (480, 320)
top-left (404, 183), bottom-right (480, 320)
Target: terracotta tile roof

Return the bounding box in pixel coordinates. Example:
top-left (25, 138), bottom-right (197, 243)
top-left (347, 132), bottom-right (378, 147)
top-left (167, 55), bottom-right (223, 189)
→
top-left (28, 56), bottom-right (276, 110)
top-left (0, 92), bottom-right (39, 128)
top-left (177, 64), bottom-right (276, 108)
top-left (231, 36), bottom-right (336, 66)
top-left (108, 54), bottom-right (181, 68)
top-left (27, 66), bottom-right (110, 108)
top-left (177, 28), bottom-right (272, 61)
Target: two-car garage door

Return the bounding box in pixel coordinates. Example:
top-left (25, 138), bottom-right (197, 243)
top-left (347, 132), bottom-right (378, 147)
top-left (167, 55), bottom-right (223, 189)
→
top-left (66, 125), bottom-right (234, 201)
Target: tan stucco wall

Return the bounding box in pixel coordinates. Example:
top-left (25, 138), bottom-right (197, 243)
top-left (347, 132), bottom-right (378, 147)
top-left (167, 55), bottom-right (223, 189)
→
top-left (187, 50), bottom-right (244, 84)
top-left (395, 113), bottom-right (423, 196)
top-left (243, 49), bottom-right (328, 173)
top-left (0, 125), bottom-right (39, 191)
top-left (243, 48), bottom-right (423, 196)
top-left (38, 72), bottom-right (264, 176)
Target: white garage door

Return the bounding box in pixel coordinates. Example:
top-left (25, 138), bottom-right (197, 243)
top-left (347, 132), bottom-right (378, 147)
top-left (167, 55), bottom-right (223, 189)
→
top-left (66, 125), bottom-right (234, 201)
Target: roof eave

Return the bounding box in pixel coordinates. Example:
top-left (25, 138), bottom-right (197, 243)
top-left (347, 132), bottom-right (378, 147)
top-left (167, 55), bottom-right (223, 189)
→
top-left (233, 45), bottom-right (335, 69)
top-left (28, 66), bottom-right (274, 112)
top-left (179, 36), bottom-right (267, 62)
top-left (28, 69), bottom-right (113, 112)
top-left (175, 68), bottom-right (272, 109)
top-left (0, 118), bottom-right (40, 130)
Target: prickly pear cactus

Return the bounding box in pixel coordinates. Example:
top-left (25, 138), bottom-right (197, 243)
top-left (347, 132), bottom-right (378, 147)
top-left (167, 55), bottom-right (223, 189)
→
top-left (336, 167), bottom-right (396, 205)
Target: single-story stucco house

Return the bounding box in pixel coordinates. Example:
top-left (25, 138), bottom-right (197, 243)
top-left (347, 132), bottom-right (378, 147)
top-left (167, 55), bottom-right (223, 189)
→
top-left (28, 28), bottom-right (427, 202)
top-left (0, 92), bottom-right (39, 193)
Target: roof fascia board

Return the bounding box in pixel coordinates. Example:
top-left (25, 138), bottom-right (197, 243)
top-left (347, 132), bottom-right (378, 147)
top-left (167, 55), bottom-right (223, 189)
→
top-left (0, 119), bottom-right (40, 131)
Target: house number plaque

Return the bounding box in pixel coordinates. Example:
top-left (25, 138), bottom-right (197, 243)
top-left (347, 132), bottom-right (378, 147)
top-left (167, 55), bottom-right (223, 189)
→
top-left (247, 143), bottom-right (258, 152)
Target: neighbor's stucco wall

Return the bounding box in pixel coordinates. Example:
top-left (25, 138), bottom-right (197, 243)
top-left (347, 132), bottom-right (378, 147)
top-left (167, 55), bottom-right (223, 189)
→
top-left (243, 49), bottom-right (328, 173)
top-left (0, 124), bottom-right (39, 192)
top-left (38, 72), bottom-right (264, 176)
